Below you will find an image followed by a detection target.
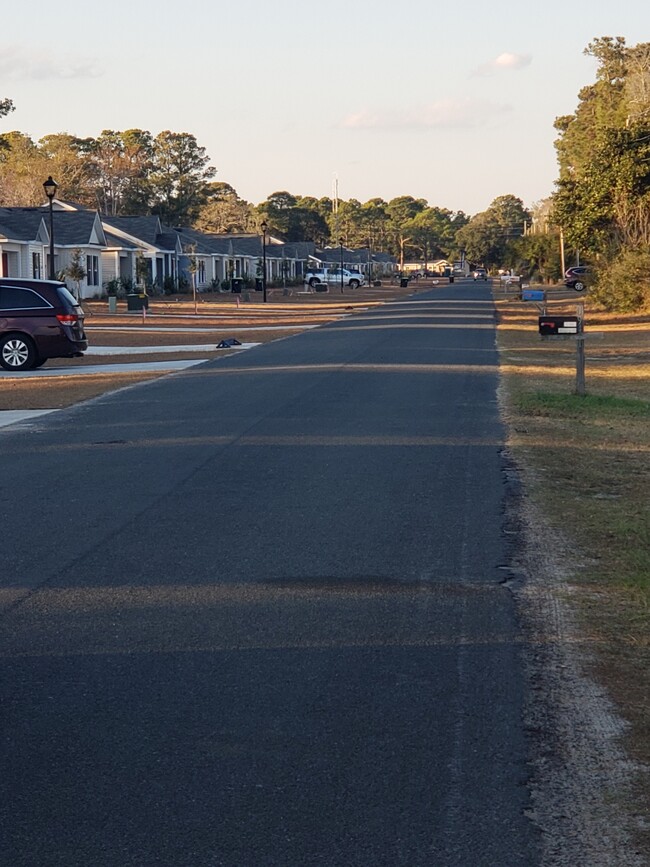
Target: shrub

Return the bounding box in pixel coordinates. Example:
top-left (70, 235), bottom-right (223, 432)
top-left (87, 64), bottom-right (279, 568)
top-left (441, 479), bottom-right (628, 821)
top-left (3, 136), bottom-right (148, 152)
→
top-left (162, 275), bottom-right (177, 295)
top-left (592, 247), bottom-right (650, 312)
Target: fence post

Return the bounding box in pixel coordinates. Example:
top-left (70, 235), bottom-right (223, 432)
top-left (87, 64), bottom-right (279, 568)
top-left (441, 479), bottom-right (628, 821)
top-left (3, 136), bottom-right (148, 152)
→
top-left (575, 303), bottom-right (586, 395)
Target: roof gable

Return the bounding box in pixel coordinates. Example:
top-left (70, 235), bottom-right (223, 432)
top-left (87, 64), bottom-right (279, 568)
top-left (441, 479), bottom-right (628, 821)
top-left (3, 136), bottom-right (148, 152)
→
top-left (0, 207), bottom-right (47, 242)
top-left (100, 215), bottom-right (167, 251)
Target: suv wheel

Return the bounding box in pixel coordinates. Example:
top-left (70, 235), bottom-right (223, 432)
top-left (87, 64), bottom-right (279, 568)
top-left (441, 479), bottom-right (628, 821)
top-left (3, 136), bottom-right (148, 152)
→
top-left (0, 333), bottom-right (38, 371)
top-left (574, 280), bottom-right (586, 292)
top-left (349, 279), bottom-right (360, 289)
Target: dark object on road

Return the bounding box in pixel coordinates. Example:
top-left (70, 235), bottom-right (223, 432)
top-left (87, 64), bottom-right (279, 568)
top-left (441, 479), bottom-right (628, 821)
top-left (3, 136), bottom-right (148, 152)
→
top-left (217, 338), bottom-right (243, 348)
top-left (400, 278), bottom-right (409, 288)
top-left (0, 277), bottom-right (87, 371)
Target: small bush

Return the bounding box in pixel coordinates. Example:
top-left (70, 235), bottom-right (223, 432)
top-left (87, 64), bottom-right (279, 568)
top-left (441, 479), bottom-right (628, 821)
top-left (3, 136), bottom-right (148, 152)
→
top-left (591, 247), bottom-right (650, 312)
top-left (162, 276), bottom-right (177, 295)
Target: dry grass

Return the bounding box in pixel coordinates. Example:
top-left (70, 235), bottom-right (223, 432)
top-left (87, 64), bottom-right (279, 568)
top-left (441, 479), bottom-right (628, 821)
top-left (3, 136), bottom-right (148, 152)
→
top-left (496, 288), bottom-right (650, 777)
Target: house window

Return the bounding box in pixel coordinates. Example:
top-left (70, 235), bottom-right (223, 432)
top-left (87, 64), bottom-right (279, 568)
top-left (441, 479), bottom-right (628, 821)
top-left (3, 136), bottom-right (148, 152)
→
top-left (32, 252), bottom-right (42, 279)
top-left (87, 255), bottom-right (99, 286)
top-left (197, 259), bottom-right (206, 284)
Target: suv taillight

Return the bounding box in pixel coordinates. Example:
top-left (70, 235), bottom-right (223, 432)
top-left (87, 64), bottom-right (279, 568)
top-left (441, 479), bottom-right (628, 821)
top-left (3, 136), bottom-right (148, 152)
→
top-left (56, 313), bottom-right (79, 326)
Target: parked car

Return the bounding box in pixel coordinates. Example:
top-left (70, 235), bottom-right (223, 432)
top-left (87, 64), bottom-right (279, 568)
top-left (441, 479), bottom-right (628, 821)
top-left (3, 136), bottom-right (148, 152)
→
top-left (303, 267), bottom-right (365, 289)
top-left (0, 278), bottom-right (88, 371)
top-left (564, 266), bottom-right (589, 292)
top-left (472, 268), bottom-right (488, 281)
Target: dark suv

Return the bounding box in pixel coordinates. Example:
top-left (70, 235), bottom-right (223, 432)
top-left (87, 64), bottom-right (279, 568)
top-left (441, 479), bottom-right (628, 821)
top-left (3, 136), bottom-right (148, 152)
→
top-left (0, 278), bottom-right (88, 371)
top-left (564, 266), bottom-right (589, 292)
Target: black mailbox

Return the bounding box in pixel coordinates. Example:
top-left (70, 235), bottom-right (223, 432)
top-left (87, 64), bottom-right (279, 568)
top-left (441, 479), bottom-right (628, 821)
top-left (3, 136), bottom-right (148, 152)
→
top-left (538, 315), bottom-right (580, 336)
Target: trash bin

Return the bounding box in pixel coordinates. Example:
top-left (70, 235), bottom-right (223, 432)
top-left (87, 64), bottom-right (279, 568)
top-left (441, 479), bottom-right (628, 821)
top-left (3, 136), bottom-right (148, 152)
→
top-left (108, 295), bottom-right (117, 313)
top-left (255, 278), bottom-right (264, 292)
top-left (126, 293), bottom-right (149, 311)
top-left (231, 278), bottom-right (243, 294)
top-left (449, 275), bottom-right (454, 284)
top-left (400, 278), bottom-right (409, 288)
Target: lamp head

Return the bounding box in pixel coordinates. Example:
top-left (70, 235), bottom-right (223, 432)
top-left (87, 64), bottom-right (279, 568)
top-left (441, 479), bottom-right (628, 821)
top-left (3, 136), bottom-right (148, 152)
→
top-left (43, 176), bottom-right (58, 200)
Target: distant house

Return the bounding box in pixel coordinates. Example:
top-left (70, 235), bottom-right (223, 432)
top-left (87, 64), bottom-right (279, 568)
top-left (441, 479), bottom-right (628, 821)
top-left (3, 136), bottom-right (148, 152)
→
top-left (430, 259), bottom-right (453, 275)
top-left (0, 207), bottom-right (51, 281)
top-left (0, 205), bottom-right (108, 298)
top-left (100, 215), bottom-right (182, 290)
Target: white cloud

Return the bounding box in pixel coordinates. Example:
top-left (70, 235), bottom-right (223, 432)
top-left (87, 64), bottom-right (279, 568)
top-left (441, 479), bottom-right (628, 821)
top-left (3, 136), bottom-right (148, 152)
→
top-left (473, 52), bottom-right (532, 76)
top-left (0, 44), bottom-right (103, 80)
top-left (340, 98), bottom-right (512, 131)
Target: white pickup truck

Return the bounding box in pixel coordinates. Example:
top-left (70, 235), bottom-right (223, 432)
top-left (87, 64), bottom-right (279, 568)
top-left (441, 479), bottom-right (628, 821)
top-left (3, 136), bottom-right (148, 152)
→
top-left (304, 267), bottom-right (365, 289)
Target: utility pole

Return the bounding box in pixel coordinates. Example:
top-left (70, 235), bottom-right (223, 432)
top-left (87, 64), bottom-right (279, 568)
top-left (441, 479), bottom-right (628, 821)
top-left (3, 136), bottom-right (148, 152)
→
top-left (559, 227), bottom-right (566, 276)
top-left (332, 175), bottom-right (339, 243)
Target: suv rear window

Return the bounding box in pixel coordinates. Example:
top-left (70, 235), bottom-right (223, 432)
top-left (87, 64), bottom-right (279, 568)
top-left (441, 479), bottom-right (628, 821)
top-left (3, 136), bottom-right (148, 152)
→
top-left (55, 285), bottom-right (80, 307)
top-left (0, 286), bottom-right (52, 310)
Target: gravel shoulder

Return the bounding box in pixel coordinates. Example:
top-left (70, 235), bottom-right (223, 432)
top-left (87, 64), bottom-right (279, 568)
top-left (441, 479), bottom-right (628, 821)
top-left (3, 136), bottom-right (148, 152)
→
top-left (508, 475), bottom-right (648, 866)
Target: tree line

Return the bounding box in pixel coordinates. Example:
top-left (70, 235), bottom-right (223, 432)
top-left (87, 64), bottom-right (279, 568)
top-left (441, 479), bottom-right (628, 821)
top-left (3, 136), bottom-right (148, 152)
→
top-left (551, 36), bottom-right (650, 310)
top-left (0, 119), bottom-right (532, 272)
top-left (2, 36), bottom-right (650, 309)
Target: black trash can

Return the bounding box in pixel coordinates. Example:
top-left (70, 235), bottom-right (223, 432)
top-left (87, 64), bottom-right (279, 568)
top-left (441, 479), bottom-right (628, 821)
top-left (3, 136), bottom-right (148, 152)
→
top-left (449, 275), bottom-right (455, 284)
top-left (400, 278), bottom-right (409, 288)
top-left (126, 293), bottom-right (149, 311)
top-left (255, 278), bottom-right (264, 292)
top-left (231, 278), bottom-right (243, 294)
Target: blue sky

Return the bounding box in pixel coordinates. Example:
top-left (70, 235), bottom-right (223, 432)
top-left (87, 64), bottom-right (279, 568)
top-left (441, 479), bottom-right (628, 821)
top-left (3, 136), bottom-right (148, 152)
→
top-left (1, 0), bottom-right (648, 215)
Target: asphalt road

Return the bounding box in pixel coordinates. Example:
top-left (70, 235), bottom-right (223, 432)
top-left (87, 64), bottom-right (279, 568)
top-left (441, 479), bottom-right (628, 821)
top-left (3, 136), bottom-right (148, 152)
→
top-left (0, 280), bottom-right (540, 866)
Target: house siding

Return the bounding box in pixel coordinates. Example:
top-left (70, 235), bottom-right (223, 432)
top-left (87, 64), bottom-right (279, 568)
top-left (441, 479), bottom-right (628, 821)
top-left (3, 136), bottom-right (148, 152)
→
top-left (101, 251), bottom-right (118, 285)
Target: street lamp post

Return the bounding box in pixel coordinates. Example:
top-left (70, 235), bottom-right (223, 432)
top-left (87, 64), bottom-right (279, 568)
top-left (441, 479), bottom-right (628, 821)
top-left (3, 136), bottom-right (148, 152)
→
top-left (339, 237), bottom-right (344, 294)
top-left (261, 221), bottom-right (268, 303)
top-left (43, 176), bottom-right (58, 280)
